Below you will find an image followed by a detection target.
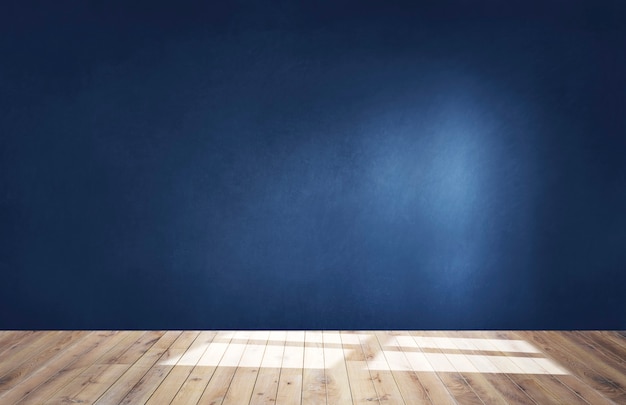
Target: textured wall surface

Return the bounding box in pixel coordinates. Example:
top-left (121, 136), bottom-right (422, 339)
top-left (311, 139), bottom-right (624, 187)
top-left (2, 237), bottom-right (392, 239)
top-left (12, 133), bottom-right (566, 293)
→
top-left (1, 1), bottom-right (625, 329)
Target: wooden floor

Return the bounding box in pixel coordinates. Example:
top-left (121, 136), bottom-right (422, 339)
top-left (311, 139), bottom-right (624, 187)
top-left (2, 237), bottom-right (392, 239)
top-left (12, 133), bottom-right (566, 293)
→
top-left (0, 331), bottom-right (625, 404)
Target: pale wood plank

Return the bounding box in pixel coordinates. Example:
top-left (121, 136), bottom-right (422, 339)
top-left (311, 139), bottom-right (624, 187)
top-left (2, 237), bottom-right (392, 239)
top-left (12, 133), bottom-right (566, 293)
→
top-left (302, 330), bottom-right (327, 405)
top-left (148, 366), bottom-right (196, 403)
top-left (223, 331), bottom-right (270, 405)
top-left (42, 331), bottom-right (143, 404)
top-left (323, 331), bottom-right (352, 405)
top-left (302, 331), bottom-right (326, 404)
top-left (93, 331), bottom-right (181, 405)
top-left (145, 331), bottom-right (213, 405)
top-left (94, 331), bottom-right (148, 364)
top-left (0, 331), bottom-right (63, 376)
top-left (275, 330), bottom-right (305, 405)
top-left (250, 330), bottom-right (286, 405)
top-left (433, 333), bottom-right (507, 405)
top-left (0, 331), bottom-right (68, 380)
top-left (0, 331), bottom-right (33, 353)
top-left (0, 331), bottom-right (86, 391)
top-left (360, 331), bottom-right (405, 404)
top-left (410, 332), bottom-right (482, 405)
top-left (41, 363), bottom-right (110, 404)
top-left (372, 331), bottom-right (431, 405)
top-left (0, 331), bottom-right (41, 361)
top-left (445, 331), bottom-right (535, 405)
top-left (2, 330), bottom-right (625, 405)
top-left (114, 331), bottom-right (167, 365)
top-left (170, 331), bottom-right (233, 405)
top-left (339, 331), bottom-right (380, 404)
top-left (0, 331), bottom-right (113, 404)
top-left (196, 330), bottom-right (252, 405)
top-left (55, 331), bottom-right (153, 403)
top-left (118, 331), bottom-right (199, 404)
top-left (171, 331), bottom-right (203, 350)
top-left (388, 332), bottom-right (456, 405)
top-left (64, 331), bottom-right (155, 404)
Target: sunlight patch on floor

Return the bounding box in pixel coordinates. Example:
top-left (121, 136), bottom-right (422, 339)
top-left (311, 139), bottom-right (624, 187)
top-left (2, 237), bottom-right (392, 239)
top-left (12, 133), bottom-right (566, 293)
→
top-left (159, 331), bottom-right (568, 375)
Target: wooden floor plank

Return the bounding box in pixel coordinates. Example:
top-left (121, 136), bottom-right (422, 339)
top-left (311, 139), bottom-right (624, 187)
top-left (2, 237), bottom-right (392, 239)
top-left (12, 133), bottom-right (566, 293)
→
top-left (118, 331), bottom-right (199, 405)
top-left (340, 331), bottom-right (380, 404)
top-left (0, 331), bottom-right (67, 381)
top-left (518, 330), bottom-right (626, 403)
top-left (0, 331), bottom-right (32, 354)
top-left (1, 330), bottom-right (624, 405)
top-left (223, 331), bottom-right (270, 405)
top-left (543, 331), bottom-right (626, 402)
top-left (66, 331), bottom-right (156, 404)
top-left (0, 331), bottom-right (86, 391)
top-left (144, 331), bottom-right (211, 405)
top-left (95, 331), bottom-right (148, 365)
top-left (323, 331), bottom-right (352, 405)
top-left (249, 330), bottom-right (286, 405)
top-left (373, 331), bottom-right (431, 405)
top-left (360, 331), bottom-right (405, 404)
top-left (41, 331), bottom-right (143, 404)
top-left (446, 332), bottom-right (536, 405)
top-left (562, 331), bottom-right (626, 385)
top-left (410, 332), bottom-right (483, 405)
top-left (472, 331), bottom-right (574, 405)
top-left (93, 331), bottom-right (181, 405)
top-left (390, 333), bottom-right (456, 405)
top-left (576, 332), bottom-right (626, 368)
top-left (113, 331), bottom-right (167, 365)
top-left (170, 331), bottom-right (233, 405)
top-left (486, 331), bottom-right (587, 405)
top-left (434, 333), bottom-right (508, 405)
top-left (275, 330), bottom-right (305, 405)
top-left (1, 331), bottom-right (114, 404)
top-left (302, 330), bottom-right (327, 405)
top-left (195, 331), bottom-right (251, 405)
top-left (0, 331), bottom-right (41, 362)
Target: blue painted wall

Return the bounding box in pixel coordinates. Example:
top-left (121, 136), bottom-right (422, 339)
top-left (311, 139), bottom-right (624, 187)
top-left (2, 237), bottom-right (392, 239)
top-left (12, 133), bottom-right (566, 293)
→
top-left (1, 1), bottom-right (625, 329)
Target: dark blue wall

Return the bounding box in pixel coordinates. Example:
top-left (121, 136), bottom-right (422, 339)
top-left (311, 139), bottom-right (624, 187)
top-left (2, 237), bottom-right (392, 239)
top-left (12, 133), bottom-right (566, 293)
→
top-left (1, 1), bottom-right (625, 329)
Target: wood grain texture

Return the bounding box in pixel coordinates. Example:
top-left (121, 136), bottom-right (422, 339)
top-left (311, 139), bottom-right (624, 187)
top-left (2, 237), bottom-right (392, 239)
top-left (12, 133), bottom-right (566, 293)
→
top-left (0, 330), bottom-right (624, 404)
top-left (340, 331), bottom-right (379, 404)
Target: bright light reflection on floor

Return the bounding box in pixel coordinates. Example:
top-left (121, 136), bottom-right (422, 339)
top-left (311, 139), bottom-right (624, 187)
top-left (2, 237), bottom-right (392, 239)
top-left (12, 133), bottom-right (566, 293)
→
top-left (159, 332), bottom-right (568, 375)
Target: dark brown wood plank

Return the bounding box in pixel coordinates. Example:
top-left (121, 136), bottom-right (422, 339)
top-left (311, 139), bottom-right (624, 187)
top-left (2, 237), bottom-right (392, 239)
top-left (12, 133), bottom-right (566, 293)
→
top-left (568, 332), bottom-right (626, 375)
top-left (543, 331), bottom-right (626, 396)
top-left (517, 331), bottom-right (626, 403)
